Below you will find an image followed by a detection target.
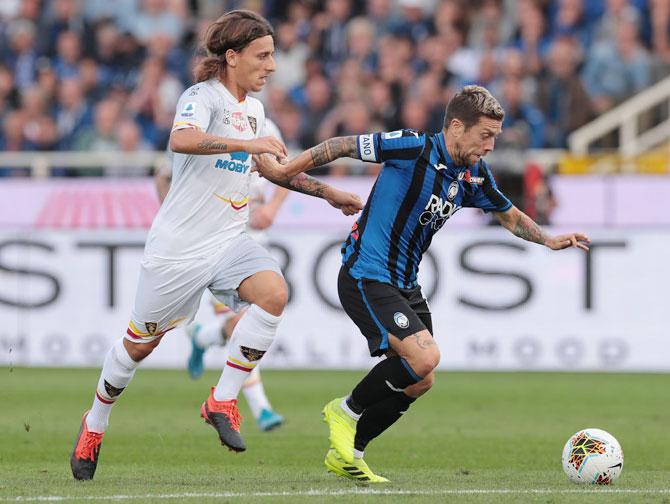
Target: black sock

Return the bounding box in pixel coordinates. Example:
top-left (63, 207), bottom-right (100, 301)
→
top-left (346, 356), bottom-right (422, 414)
top-left (354, 392), bottom-right (416, 452)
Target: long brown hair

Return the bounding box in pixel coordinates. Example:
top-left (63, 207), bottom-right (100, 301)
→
top-left (194, 10), bottom-right (274, 83)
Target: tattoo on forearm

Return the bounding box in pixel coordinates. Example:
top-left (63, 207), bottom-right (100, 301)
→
top-left (196, 139), bottom-right (228, 152)
top-left (309, 136), bottom-right (359, 167)
top-left (513, 213), bottom-right (548, 245)
top-left (273, 173), bottom-right (328, 199)
top-left (409, 332), bottom-right (436, 350)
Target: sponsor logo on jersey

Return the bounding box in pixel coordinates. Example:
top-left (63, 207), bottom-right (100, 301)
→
top-left (222, 109), bottom-right (231, 125)
top-left (247, 115), bottom-right (257, 134)
top-left (231, 111), bottom-right (247, 132)
top-left (447, 180), bottom-right (459, 201)
top-left (394, 312), bottom-right (409, 329)
top-left (458, 169), bottom-right (484, 185)
top-left (215, 151), bottom-right (251, 173)
top-left (419, 193), bottom-right (461, 230)
top-left (434, 162), bottom-right (448, 171)
top-left (383, 130), bottom-right (403, 139)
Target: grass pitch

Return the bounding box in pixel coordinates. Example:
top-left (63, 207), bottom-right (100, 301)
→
top-left (1, 368), bottom-right (669, 503)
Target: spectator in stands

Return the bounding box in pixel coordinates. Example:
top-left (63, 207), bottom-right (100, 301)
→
top-left (550, 0), bottom-right (591, 49)
top-left (582, 18), bottom-right (651, 113)
top-left (55, 77), bottom-right (92, 150)
top-left (411, 72), bottom-right (448, 132)
top-left (0, 64), bottom-right (19, 114)
top-left (105, 119), bottom-right (153, 177)
top-left (365, 0), bottom-right (403, 37)
top-left (468, 0), bottom-right (514, 49)
top-left (650, 0), bottom-right (670, 67)
top-left (53, 30), bottom-right (82, 80)
top-left (74, 98), bottom-right (121, 152)
top-left (312, 0), bottom-right (353, 77)
top-left (20, 86), bottom-right (59, 151)
top-left (273, 20), bottom-right (309, 93)
top-left (594, 0), bottom-right (643, 44)
top-left (0, 111), bottom-right (31, 177)
top-left (538, 36), bottom-right (593, 148)
top-left (367, 78), bottom-right (400, 131)
top-left (395, 0), bottom-right (432, 44)
top-left (345, 17), bottom-right (377, 77)
top-left (128, 0), bottom-right (184, 46)
top-left (38, 0), bottom-right (91, 58)
top-left (512, 0), bottom-right (551, 77)
top-left (498, 76), bottom-right (546, 150)
top-left (298, 73), bottom-right (333, 148)
top-left (3, 19), bottom-right (38, 88)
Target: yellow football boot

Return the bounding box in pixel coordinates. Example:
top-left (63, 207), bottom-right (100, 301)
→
top-left (324, 448), bottom-right (390, 483)
top-left (322, 397), bottom-right (356, 463)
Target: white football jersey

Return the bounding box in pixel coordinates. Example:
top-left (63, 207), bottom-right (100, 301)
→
top-left (146, 79), bottom-right (266, 260)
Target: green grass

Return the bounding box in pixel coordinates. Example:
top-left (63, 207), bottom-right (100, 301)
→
top-left (1, 368), bottom-right (669, 503)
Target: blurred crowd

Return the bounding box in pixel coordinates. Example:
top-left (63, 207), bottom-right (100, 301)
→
top-left (0, 0), bottom-right (669, 178)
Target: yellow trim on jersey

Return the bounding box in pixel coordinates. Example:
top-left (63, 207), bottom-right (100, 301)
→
top-left (128, 320), bottom-right (150, 337)
top-left (228, 356), bottom-right (256, 370)
top-left (214, 194), bottom-right (250, 207)
top-left (171, 121), bottom-right (201, 132)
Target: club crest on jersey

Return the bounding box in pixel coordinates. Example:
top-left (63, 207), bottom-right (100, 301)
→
top-left (145, 322), bottom-right (157, 335)
top-left (240, 346), bottom-right (265, 362)
top-left (394, 312), bottom-right (409, 329)
top-left (447, 181), bottom-right (459, 201)
top-left (231, 111), bottom-right (247, 132)
top-left (247, 115), bottom-right (257, 134)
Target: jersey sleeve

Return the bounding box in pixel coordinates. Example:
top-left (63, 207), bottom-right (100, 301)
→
top-left (356, 129), bottom-right (425, 164)
top-left (171, 85), bottom-right (213, 132)
top-left (462, 161), bottom-right (513, 212)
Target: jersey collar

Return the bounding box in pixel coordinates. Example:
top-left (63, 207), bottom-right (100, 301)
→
top-left (212, 79), bottom-right (247, 104)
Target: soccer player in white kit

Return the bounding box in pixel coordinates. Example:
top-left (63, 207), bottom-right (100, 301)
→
top-left (70, 10), bottom-right (363, 480)
top-left (156, 118), bottom-right (289, 432)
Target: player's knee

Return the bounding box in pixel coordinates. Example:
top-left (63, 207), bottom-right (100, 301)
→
top-left (255, 282), bottom-right (288, 316)
top-left (123, 337), bottom-right (160, 362)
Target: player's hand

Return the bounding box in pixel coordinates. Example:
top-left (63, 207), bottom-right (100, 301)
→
top-left (246, 137), bottom-right (288, 159)
top-left (252, 153), bottom-right (289, 182)
top-left (326, 189), bottom-right (363, 216)
top-left (249, 204), bottom-right (277, 230)
top-left (546, 232), bottom-right (591, 251)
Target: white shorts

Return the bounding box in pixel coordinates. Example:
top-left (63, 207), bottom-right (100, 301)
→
top-left (126, 234), bottom-right (283, 343)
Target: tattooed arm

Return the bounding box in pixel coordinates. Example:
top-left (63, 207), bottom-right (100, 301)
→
top-left (254, 136), bottom-right (361, 183)
top-left (169, 128), bottom-right (287, 157)
top-left (494, 206), bottom-right (591, 251)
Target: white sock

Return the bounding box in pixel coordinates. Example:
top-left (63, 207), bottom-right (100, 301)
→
top-left (341, 397), bottom-right (362, 421)
top-left (242, 367), bottom-right (271, 419)
top-left (193, 320), bottom-right (225, 349)
top-left (353, 449), bottom-right (365, 459)
top-left (213, 304), bottom-right (281, 401)
top-left (86, 339), bottom-right (140, 433)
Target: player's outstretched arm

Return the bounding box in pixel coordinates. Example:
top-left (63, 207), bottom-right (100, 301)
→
top-left (254, 136), bottom-right (360, 183)
top-left (252, 153), bottom-right (363, 216)
top-left (170, 128), bottom-right (287, 158)
top-left (493, 205), bottom-right (590, 251)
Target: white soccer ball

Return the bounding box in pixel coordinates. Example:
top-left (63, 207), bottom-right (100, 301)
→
top-left (562, 428), bottom-right (624, 485)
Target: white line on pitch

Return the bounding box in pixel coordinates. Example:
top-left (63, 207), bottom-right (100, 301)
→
top-left (2, 488), bottom-right (670, 501)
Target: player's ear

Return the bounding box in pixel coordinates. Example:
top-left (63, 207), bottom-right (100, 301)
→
top-left (450, 118), bottom-right (464, 138)
top-left (225, 48), bottom-right (238, 68)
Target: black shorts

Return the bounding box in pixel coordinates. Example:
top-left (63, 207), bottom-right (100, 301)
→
top-left (338, 267), bottom-right (433, 357)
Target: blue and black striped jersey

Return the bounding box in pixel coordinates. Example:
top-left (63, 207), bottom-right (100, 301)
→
top-left (342, 129), bottom-right (513, 289)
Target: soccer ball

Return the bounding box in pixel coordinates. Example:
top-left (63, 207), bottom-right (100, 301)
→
top-left (562, 428), bottom-right (624, 485)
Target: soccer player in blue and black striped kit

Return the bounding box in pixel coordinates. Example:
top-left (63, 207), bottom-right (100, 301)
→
top-left (254, 85), bottom-right (590, 482)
